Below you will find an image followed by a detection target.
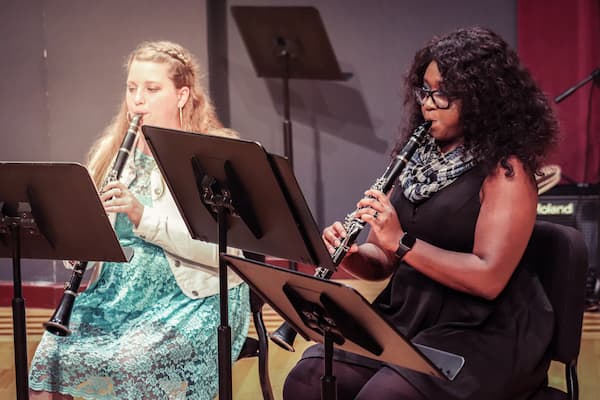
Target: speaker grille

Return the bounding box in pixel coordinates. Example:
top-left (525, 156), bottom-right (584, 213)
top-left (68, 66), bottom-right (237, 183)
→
top-left (537, 187), bottom-right (600, 305)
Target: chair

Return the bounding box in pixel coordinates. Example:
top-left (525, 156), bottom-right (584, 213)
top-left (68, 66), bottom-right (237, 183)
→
top-left (524, 221), bottom-right (588, 400)
top-left (237, 252), bottom-right (274, 400)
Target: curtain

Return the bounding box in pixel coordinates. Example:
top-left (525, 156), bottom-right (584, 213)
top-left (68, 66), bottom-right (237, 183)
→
top-left (518, 0), bottom-right (600, 184)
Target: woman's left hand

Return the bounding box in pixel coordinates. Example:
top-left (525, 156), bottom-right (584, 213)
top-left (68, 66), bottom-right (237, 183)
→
top-left (100, 181), bottom-right (144, 227)
top-left (355, 189), bottom-right (403, 253)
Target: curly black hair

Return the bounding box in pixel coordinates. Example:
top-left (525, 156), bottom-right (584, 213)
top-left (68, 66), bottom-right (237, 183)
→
top-left (394, 26), bottom-right (558, 177)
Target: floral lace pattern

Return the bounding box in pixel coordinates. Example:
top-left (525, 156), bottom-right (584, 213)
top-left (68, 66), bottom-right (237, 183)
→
top-left (29, 151), bottom-right (250, 399)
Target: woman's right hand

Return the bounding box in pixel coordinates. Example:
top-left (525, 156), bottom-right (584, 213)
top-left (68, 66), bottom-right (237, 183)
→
top-left (101, 181), bottom-right (145, 227)
top-left (322, 221), bottom-right (359, 256)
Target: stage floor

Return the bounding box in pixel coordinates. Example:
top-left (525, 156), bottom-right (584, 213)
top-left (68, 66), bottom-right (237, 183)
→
top-left (1, 280), bottom-right (599, 399)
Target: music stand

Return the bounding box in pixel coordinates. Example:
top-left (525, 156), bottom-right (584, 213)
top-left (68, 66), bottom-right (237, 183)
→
top-left (142, 126), bottom-right (335, 400)
top-left (222, 254), bottom-right (464, 400)
top-left (231, 5), bottom-right (347, 169)
top-left (0, 162), bottom-right (131, 400)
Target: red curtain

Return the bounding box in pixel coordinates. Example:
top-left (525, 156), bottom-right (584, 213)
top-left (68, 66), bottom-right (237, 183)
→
top-left (518, 0), bottom-right (600, 184)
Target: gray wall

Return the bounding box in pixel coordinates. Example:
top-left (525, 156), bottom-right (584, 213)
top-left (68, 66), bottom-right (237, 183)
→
top-left (228, 0), bottom-right (516, 229)
top-left (0, 0), bottom-right (515, 282)
top-left (0, 0), bottom-right (209, 281)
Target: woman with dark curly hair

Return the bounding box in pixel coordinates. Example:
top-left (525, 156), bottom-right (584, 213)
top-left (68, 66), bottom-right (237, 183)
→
top-left (283, 26), bottom-right (558, 400)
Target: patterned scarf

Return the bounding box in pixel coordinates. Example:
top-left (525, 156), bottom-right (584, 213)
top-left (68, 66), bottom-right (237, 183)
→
top-left (398, 135), bottom-right (477, 203)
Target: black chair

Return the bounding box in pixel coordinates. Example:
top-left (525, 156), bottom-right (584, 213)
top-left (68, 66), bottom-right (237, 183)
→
top-left (524, 221), bottom-right (588, 400)
top-left (239, 221), bottom-right (588, 400)
top-left (237, 252), bottom-right (274, 400)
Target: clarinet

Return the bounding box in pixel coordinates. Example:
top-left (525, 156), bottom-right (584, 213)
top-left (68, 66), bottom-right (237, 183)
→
top-left (44, 114), bottom-right (142, 336)
top-left (270, 120), bottom-right (431, 351)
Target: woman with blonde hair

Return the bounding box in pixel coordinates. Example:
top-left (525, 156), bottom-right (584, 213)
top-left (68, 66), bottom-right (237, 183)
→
top-left (29, 40), bottom-right (249, 400)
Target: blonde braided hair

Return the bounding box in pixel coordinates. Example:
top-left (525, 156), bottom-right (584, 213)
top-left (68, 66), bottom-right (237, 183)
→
top-left (87, 40), bottom-right (235, 187)
top-left (127, 40), bottom-right (223, 134)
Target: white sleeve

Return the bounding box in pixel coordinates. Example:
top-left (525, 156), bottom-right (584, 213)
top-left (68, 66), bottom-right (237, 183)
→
top-left (132, 181), bottom-right (243, 268)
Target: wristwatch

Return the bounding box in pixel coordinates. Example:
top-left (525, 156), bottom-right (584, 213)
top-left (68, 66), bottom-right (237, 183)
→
top-left (395, 232), bottom-right (416, 260)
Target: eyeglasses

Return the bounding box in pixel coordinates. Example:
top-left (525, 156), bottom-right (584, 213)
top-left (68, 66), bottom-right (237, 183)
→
top-left (414, 86), bottom-right (452, 109)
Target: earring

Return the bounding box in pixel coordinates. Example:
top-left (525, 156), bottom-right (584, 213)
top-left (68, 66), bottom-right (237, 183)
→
top-left (179, 106), bottom-right (183, 129)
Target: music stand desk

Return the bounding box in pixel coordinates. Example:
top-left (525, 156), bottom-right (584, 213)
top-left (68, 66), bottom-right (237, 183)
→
top-left (141, 125), bottom-right (333, 269)
top-left (231, 5), bottom-right (347, 167)
top-left (0, 162), bottom-right (130, 400)
top-left (223, 254), bottom-right (464, 382)
top-left (142, 126), bottom-right (336, 400)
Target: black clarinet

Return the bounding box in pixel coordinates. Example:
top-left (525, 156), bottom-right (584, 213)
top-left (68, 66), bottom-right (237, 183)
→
top-left (44, 114), bottom-right (142, 336)
top-left (270, 120), bottom-right (431, 351)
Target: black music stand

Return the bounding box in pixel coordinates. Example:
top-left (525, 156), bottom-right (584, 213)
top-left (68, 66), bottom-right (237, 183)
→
top-left (222, 254), bottom-right (464, 400)
top-left (0, 162), bottom-right (131, 400)
top-left (231, 5), bottom-right (347, 169)
top-left (142, 126), bottom-right (335, 400)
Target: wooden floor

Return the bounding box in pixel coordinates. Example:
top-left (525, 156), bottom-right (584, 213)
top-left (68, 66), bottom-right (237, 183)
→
top-left (1, 280), bottom-right (599, 400)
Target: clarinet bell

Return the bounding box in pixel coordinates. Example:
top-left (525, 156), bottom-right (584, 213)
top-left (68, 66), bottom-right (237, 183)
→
top-left (43, 293), bottom-right (75, 336)
top-left (269, 322), bottom-right (297, 352)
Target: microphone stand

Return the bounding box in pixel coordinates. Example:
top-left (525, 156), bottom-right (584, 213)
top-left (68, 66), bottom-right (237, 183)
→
top-left (553, 67), bottom-right (600, 306)
top-left (555, 67), bottom-right (600, 103)
top-left (554, 66), bottom-right (600, 185)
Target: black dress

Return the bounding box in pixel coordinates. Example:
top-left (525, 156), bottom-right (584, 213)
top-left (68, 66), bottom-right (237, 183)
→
top-left (372, 165), bottom-right (553, 399)
top-left (301, 166), bottom-right (554, 399)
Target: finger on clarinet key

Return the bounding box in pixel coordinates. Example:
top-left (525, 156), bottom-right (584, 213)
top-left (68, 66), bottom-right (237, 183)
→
top-left (358, 198), bottom-right (374, 209)
top-left (326, 244), bottom-right (335, 254)
top-left (356, 207), bottom-right (372, 218)
top-left (101, 188), bottom-right (117, 202)
top-left (100, 191), bottom-right (111, 202)
top-left (365, 189), bottom-right (383, 198)
top-left (324, 229), bottom-right (341, 248)
top-left (348, 243), bottom-right (359, 254)
top-left (332, 221), bottom-right (347, 237)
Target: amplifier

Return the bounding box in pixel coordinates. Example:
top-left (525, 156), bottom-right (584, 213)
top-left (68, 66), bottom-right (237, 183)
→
top-left (537, 184), bottom-right (600, 303)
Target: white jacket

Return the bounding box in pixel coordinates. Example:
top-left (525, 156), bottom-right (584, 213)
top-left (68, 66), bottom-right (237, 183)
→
top-left (91, 152), bottom-right (245, 299)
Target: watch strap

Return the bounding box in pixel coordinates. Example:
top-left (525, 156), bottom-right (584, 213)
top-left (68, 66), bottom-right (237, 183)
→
top-left (395, 232), bottom-right (416, 259)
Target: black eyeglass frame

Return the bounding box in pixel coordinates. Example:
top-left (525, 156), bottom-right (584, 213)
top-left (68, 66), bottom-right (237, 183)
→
top-left (414, 86), bottom-right (453, 109)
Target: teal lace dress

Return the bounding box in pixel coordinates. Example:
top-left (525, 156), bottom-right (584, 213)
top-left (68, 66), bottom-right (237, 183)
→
top-left (29, 151), bottom-right (250, 399)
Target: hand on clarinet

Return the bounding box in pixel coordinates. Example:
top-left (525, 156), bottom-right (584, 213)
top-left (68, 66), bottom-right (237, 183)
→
top-left (101, 181), bottom-right (144, 227)
top-left (322, 221), bottom-right (360, 256)
top-left (355, 189), bottom-right (403, 254)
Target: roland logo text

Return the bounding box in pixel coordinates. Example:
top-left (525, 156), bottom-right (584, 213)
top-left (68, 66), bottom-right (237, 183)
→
top-left (537, 202), bottom-right (574, 215)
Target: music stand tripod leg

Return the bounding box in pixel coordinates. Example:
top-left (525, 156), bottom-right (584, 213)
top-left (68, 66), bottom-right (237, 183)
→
top-left (321, 331), bottom-right (337, 400)
top-left (281, 51), bottom-right (293, 169)
top-left (9, 221), bottom-right (30, 400)
top-left (217, 207), bottom-right (233, 400)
